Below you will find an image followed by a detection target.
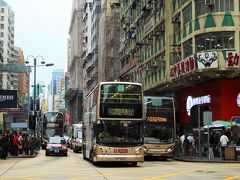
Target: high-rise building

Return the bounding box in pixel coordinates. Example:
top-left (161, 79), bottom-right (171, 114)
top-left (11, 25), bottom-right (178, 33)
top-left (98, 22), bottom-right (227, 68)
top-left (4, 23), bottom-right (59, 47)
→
top-left (82, 0), bottom-right (101, 97)
top-left (65, 0), bottom-right (84, 124)
top-left (98, 0), bottom-right (121, 82)
top-left (120, 0), bottom-right (240, 132)
top-left (49, 69), bottom-right (64, 111)
top-left (0, 0), bottom-right (15, 89)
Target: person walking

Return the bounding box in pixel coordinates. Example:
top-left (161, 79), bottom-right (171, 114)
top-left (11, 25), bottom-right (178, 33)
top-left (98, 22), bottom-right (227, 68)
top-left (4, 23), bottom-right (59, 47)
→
top-left (220, 132), bottom-right (229, 160)
top-left (23, 134), bottom-right (30, 155)
top-left (13, 132), bottom-right (19, 156)
top-left (1, 132), bottom-right (9, 159)
top-left (18, 132), bottom-right (23, 155)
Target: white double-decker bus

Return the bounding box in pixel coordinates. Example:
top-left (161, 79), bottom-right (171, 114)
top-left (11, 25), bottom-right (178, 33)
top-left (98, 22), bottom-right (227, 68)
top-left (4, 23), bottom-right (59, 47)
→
top-left (144, 96), bottom-right (176, 160)
top-left (82, 82), bottom-right (144, 166)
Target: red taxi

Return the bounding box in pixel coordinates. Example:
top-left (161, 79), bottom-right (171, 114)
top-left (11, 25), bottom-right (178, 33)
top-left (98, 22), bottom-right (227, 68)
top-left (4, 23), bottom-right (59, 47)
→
top-left (46, 136), bottom-right (68, 156)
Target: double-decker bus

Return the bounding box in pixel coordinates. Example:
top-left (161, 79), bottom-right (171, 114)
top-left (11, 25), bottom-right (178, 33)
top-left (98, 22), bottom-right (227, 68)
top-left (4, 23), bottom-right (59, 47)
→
top-left (82, 82), bottom-right (144, 166)
top-left (144, 96), bottom-right (176, 160)
top-left (41, 111), bottom-right (64, 149)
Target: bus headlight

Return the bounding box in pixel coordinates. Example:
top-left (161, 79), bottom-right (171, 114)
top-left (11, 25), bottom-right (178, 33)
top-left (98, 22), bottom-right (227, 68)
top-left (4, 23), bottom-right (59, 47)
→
top-left (166, 146), bottom-right (174, 152)
top-left (135, 147), bottom-right (142, 154)
top-left (144, 146), bottom-right (148, 153)
top-left (99, 147), bottom-right (107, 154)
top-left (102, 148), bottom-right (107, 154)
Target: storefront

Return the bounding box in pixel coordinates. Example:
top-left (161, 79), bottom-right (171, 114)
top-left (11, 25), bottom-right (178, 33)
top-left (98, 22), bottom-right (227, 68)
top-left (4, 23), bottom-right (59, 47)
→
top-left (179, 79), bottom-right (240, 129)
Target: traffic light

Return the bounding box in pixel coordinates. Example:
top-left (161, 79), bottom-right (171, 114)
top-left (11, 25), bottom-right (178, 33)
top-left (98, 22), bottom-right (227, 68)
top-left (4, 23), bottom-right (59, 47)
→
top-left (30, 98), bottom-right (33, 111)
top-left (29, 115), bottom-right (36, 130)
top-left (36, 99), bottom-right (40, 111)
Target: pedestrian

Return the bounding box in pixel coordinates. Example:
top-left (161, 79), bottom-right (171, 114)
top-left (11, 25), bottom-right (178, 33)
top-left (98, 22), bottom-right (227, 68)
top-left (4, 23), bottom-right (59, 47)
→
top-left (13, 132), bottom-right (19, 156)
top-left (1, 132), bottom-right (9, 159)
top-left (183, 135), bottom-right (190, 156)
top-left (0, 134), bottom-right (3, 159)
top-left (8, 132), bottom-right (14, 156)
top-left (23, 134), bottom-right (30, 155)
top-left (180, 134), bottom-right (185, 155)
top-left (174, 135), bottom-right (182, 157)
top-left (220, 132), bottom-right (229, 160)
top-left (18, 132), bottom-right (23, 155)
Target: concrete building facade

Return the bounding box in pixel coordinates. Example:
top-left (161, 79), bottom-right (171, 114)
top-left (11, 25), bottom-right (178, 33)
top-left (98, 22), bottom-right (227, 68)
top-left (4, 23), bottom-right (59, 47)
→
top-left (65, 0), bottom-right (84, 124)
top-left (0, 0), bottom-right (15, 90)
top-left (119, 0), bottom-right (240, 131)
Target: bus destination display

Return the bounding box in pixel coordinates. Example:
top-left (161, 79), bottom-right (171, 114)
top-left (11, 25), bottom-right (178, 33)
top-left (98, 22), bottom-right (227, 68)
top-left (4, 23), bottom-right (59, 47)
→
top-left (108, 108), bottom-right (135, 116)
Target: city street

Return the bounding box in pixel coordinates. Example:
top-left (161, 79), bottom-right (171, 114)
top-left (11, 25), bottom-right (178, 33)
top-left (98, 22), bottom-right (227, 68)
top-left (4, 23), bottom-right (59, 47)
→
top-left (0, 150), bottom-right (239, 180)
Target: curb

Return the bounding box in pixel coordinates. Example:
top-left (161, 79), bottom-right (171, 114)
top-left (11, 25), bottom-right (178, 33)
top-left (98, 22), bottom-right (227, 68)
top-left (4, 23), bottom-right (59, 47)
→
top-left (174, 157), bottom-right (240, 163)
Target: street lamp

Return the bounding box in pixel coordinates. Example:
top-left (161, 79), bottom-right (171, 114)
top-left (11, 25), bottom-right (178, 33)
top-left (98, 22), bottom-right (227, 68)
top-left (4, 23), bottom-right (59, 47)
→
top-left (25, 55), bottom-right (54, 136)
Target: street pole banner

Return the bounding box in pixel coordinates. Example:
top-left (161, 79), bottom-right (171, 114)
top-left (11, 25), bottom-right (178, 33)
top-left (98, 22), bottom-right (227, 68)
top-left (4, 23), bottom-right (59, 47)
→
top-left (0, 90), bottom-right (17, 108)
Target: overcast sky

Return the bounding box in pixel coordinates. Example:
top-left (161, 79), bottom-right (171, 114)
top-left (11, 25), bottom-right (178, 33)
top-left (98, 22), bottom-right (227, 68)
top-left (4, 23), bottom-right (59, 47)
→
top-left (4, 0), bottom-right (72, 85)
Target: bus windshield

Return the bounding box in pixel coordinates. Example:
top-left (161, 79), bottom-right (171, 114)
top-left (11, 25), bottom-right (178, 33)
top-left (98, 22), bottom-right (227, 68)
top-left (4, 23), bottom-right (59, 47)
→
top-left (96, 120), bottom-right (144, 146)
top-left (100, 84), bottom-right (143, 119)
top-left (144, 96), bottom-right (175, 144)
top-left (42, 112), bottom-right (64, 140)
top-left (144, 123), bottom-right (174, 143)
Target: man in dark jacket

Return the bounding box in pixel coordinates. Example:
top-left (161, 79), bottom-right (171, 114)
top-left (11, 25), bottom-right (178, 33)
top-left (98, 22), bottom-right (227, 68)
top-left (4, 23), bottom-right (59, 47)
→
top-left (1, 132), bottom-right (9, 159)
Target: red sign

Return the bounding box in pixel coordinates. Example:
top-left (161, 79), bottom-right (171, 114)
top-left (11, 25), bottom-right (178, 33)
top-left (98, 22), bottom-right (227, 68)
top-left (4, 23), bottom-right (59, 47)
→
top-left (226, 51), bottom-right (240, 68)
top-left (113, 149), bottom-right (128, 153)
top-left (170, 56), bottom-right (195, 78)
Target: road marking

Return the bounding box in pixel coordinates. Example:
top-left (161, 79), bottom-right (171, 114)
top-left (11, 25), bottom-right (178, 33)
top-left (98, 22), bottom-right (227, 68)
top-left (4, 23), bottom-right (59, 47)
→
top-left (224, 176), bottom-right (240, 180)
top-left (143, 167), bottom-right (214, 180)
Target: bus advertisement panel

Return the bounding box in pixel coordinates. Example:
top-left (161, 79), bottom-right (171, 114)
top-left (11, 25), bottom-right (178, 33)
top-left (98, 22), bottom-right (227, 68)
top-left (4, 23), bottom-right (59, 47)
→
top-left (144, 96), bottom-right (176, 160)
top-left (83, 82), bottom-right (144, 166)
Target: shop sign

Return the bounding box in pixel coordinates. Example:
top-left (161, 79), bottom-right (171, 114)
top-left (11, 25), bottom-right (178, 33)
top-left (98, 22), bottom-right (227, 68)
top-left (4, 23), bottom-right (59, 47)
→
top-left (237, 92), bottom-right (240, 107)
top-left (225, 51), bottom-right (239, 68)
top-left (186, 95), bottom-right (211, 116)
top-left (0, 90), bottom-right (17, 108)
top-left (170, 56), bottom-right (195, 79)
top-left (196, 51), bottom-right (218, 69)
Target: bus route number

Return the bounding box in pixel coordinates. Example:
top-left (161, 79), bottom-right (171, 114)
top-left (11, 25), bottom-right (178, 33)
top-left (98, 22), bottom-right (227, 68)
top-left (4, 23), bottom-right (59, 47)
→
top-left (108, 108), bottom-right (135, 116)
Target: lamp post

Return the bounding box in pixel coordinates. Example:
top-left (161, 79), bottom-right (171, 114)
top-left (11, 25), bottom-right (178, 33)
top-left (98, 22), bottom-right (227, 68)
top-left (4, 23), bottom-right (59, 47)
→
top-left (25, 55), bottom-right (54, 137)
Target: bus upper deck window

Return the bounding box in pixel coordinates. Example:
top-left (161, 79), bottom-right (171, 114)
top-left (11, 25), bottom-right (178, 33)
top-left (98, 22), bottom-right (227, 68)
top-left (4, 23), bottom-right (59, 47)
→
top-left (117, 85), bottom-right (125, 92)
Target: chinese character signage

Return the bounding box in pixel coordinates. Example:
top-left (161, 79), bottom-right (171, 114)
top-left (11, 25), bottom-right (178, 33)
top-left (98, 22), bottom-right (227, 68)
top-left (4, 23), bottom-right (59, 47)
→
top-left (196, 51), bottom-right (218, 69)
top-left (225, 51), bottom-right (239, 68)
top-left (170, 56), bottom-right (196, 78)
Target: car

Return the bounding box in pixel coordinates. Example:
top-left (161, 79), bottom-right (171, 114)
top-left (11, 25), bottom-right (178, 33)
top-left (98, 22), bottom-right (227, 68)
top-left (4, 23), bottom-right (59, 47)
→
top-left (71, 137), bottom-right (82, 153)
top-left (45, 136), bottom-right (68, 156)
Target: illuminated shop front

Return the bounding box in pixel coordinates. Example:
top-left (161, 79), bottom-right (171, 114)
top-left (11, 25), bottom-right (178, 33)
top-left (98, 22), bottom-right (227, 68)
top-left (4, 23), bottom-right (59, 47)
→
top-left (179, 79), bottom-right (240, 128)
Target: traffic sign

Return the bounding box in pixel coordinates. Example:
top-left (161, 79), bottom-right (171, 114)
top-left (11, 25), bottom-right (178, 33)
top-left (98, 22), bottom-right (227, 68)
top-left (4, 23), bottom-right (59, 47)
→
top-left (0, 64), bottom-right (28, 73)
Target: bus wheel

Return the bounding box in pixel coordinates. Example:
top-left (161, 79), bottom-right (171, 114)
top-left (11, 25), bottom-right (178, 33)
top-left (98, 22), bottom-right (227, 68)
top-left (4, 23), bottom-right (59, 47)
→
top-left (130, 162), bottom-right (137, 167)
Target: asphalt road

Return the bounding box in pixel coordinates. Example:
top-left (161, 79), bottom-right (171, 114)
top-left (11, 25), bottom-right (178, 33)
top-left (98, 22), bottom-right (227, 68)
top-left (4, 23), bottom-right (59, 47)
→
top-left (0, 149), bottom-right (239, 180)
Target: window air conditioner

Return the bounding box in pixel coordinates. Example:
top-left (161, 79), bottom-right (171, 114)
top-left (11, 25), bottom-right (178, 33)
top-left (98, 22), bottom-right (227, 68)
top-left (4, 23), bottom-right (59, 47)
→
top-left (205, 0), bottom-right (214, 6)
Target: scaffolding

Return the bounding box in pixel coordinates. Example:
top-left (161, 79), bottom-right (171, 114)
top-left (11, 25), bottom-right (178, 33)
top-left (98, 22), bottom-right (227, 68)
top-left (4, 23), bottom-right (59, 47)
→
top-left (98, 0), bottom-right (121, 82)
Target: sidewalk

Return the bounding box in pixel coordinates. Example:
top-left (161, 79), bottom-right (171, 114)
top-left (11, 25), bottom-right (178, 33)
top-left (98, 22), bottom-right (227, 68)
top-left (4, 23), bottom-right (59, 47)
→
top-left (7, 151), bottom-right (38, 158)
top-left (174, 156), bottom-right (240, 163)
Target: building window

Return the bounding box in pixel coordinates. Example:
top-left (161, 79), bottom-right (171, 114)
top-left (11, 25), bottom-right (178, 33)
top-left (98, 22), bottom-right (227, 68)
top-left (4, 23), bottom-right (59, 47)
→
top-left (183, 38), bottom-right (192, 58)
top-left (1, 32), bottom-right (3, 37)
top-left (1, 8), bottom-right (4, 13)
top-left (183, 3), bottom-right (192, 24)
top-left (1, 16), bottom-right (4, 21)
top-left (195, 0), bottom-right (234, 17)
top-left (195, 31), bottom-right (234, 52)
top-left (0, 24), bottom-right (4, 29)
